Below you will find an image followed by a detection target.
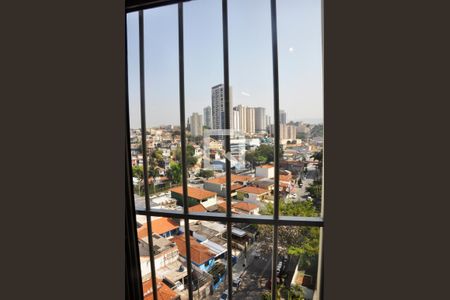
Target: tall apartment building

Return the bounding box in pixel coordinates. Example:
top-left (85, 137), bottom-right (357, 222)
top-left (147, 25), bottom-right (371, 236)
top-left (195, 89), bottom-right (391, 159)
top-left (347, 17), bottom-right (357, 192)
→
top-left (232, 108), bottom-right (240, 132)
top-left (246, 107), bottom-right (255, 134)
top-left (271, 124), bottom-right (297, 140)
top-left (203, 106), bottom-right (212, 129)
top-left (232, 105), bottom-right (256, 134)
top-left (280, 110), bottom-right (287, 124)
top-left (233, 105), bottom-right (246, 133)
top-left (190, 112), bottom-right (203, 137)
top-left (254, 107), bottom-right (266, 132)
top-left (211, 84), bottom-right (232, 130)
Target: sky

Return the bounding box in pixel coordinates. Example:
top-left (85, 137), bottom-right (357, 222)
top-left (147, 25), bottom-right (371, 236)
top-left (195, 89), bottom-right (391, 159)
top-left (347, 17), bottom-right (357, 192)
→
top-left (127, 0), bottom-right (323, 129)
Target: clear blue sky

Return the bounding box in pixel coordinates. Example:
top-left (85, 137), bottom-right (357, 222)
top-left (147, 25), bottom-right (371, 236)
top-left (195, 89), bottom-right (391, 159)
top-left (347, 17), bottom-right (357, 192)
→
top-left (127, 0), bottom-right (323, 129)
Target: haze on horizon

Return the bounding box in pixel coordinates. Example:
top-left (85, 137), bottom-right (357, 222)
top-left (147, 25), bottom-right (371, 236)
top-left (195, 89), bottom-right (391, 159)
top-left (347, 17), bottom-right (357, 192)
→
top-left (127, 0), bottom-right (323, 129)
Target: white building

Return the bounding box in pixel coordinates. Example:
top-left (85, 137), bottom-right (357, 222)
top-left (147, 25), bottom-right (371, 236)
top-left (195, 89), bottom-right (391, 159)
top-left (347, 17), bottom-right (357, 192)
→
top-left (246, 107), bottom-right (255, 134)
top-left (255, 164), bottom-right (275, 179)
top-left (190, 112), bottom-right (203, 137)
top-left (230, 138), bottom-right (246, 170)
top-left (271, 124), bottom-right (297, 140)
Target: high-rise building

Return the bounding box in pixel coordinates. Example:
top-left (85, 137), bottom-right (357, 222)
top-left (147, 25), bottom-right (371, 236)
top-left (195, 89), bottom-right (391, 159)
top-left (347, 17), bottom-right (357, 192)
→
top-left (203, 106), bottom-right (212, 129)
top-left (254, 107), bottom-right (266, 132)
top-left (238, 105), bottom-right (247, 133)
top-left (190, 112), bottom-right (203, 137)
top-left (246, 107), bottom-right (255, 134)
top-left (286, 124), bottom-right (297, 140)
top-left (271, 124), bottom-right (297, 140)
top-left (232, 108), bottom-right (240, 132)
top-left (280, 110), bottom-right (287, 124)
top-left (211, 84), bottom-right (232, 130)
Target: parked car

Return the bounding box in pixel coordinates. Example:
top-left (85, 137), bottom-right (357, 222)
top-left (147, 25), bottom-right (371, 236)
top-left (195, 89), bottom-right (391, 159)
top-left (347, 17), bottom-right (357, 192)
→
top-left (220, 290), bottom-right (229, 300)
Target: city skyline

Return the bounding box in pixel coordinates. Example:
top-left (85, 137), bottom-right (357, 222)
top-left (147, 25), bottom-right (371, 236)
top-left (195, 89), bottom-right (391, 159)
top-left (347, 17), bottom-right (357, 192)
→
top-left (127, 0), bottom-right (323, 129)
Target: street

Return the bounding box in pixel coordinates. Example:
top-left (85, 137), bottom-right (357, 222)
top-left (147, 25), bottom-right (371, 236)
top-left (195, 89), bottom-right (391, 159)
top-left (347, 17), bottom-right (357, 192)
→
top-left (294, 164), bottom-right (319, 202)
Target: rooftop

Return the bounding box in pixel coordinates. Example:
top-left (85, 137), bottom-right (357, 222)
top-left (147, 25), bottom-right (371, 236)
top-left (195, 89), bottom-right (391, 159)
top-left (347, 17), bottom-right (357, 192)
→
top-left (237, 186), bottom-right (270, 195)
top-left (170, 186), bottom-right (216, 200)
top-left (139, 234), bottom-right (177, 256)
top-left (280, 174), bottom-right (293, 182)
top-left (232, 202), bottom-right (259, 212)
top-left (151, 217), bottom-right (179, 235)
top-left (143, 278), bottom-right (178, 300)
top-left (258, 164), bottom-right (275, 169)
top-left (188, 204), bottom-right (207, 213)
top-left (172, 235), bottom-right (215, 265)
top-left (205, 174), bottom-right (255, 184)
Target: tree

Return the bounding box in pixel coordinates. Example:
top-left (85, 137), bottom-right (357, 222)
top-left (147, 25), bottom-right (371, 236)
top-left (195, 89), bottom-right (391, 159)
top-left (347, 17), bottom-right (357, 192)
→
top-left (132, 165), bottom-right (144, 179)
top-left (132, 165), bottom-right (144, 195)
top-left (257, 201), bottom-right (320, 284)
top-left (245, 144), bottom-right (278, 168)
top-left (197, 169), bottom-right (214, 179)
top-left (306, 179), bottom-right (322, 211)
top-left (311, 150), bottom-right (323, 173)
top-left (257, 144), bottom-right (275, 163)
top-left (167, 161), bottom-right (182, 184)
top-left (245, 150), bottom-right (257, 168)
top-left (174, 145), bottom-right (198, 169)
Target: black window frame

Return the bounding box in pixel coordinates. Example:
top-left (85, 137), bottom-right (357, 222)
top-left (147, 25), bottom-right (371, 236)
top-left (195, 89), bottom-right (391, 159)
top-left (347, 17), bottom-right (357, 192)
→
top-left (125, 1), bottom-right (325, 300)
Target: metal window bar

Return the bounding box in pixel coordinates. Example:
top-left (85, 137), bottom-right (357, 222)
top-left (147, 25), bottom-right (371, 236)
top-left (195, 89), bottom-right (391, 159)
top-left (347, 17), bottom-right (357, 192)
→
top-left (220, 0), bottom-right (233, 299)
top-left (126, 1), bottom-right (325, 300)
top-left (177, 2), bottom-right (194, 299)
top-left (138, 10), bottom-right (159, 300)
top-left (270, 1), bottom-right (280, 299)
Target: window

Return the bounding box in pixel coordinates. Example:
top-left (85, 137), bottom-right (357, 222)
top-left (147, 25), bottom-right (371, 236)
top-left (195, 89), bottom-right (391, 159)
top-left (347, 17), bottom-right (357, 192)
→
top-left (126, 1), bottom-right (324, 299)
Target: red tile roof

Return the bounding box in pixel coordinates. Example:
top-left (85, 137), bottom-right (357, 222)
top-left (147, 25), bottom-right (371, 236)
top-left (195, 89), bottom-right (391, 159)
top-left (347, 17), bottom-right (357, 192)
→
top-left (172, 235), bottom-right (214, 265)
top-left (259, 164), bottom-right (274, 169)
top-left (170, 186), bottom-right (216, 200)
top-left (188, 204), bottom-right (207, 213)
top-left (232, 202), bottom-right (259, 212)
top-left (143, 278), bottom-right (178, 300)
top-left (206, 175), bottom-right (255, 184)
top-left (151, 217), bottom-right (179, 235)
top-left (279, 174), bottom-right (293, 182)
top-left (237, 186), bottom-right (269, 195)
top-left (137, 223), bottom-right (149, 239)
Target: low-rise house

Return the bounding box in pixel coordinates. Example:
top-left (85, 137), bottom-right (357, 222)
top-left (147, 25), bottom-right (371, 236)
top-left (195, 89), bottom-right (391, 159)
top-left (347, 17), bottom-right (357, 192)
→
top-left (170, 186), bottom-right (217, 209)
top-left (138, 217), bottom-right (180, 240)
top-left (151, 217), bottom-right (180, 238)
top-left (255, 164), bottom-right (275, 179)
top-left (236, 186), bottom-right (270, 203)
top-left (188, 203), bottom-right (207, 213)
top-left (142, 278), bottom-right (180, 300)
top-left (203, 174), bottom-right (254, 198)
top-left (172, 236), bottom-right (215, 273)
top-left (232, 202), bottom-right (260, 215)
top-left (188, 221), bottom-right (226, 243)
top-left (252, 179), bottom-right (275, 194)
